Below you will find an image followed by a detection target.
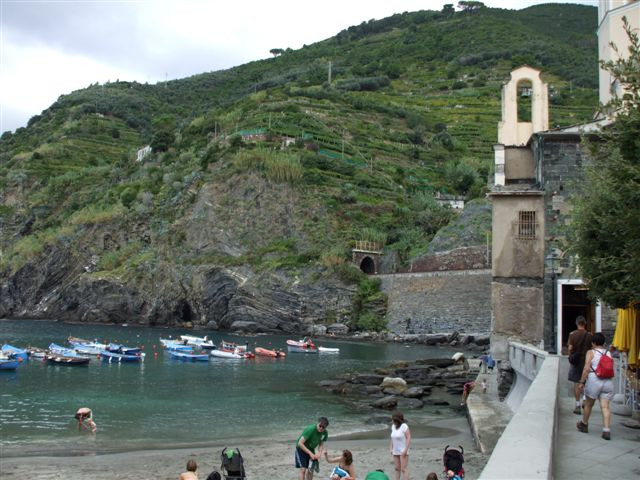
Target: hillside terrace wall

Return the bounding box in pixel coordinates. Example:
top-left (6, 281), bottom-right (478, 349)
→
top-left (397, 246), bottom-right (490, 273)
top-left (379, 269), bottom-right (491, 335)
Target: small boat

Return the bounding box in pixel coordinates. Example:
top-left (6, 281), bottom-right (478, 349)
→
top-left (180, 334), bottom-right (215, 349)
top-left (26, 346), bottom-right (48, 359)
top-left (49, 343), bottom-right (80, 357)
top-left (160, 338), bottom-right (194, 352)
top-left (48, 343), bottom-right (91, 364)
top-left (68, 336), bottom-right (107, 354)
top-left (318, 346), bottom-right (340, 353)
top-left (220, 340), bottom-right (248, 353)
top-left (169, 350), bottom-right (209, 361)
top-left (286, 338), bottom-right (318, 353)
top-left (107, 343), bottom-right (141, 355)
top-left (1, 344), bottom-right (28, 361)
top-left (255, 347), bottom-right (286, 358)
top-left (210, 346), bottom-right (254, 359)
top-left (99, 349), bottom-right (144, 363)
top-left (0, 353), bottom-right (20, 370)
top-left (47, 354), bottom-right (90, 366)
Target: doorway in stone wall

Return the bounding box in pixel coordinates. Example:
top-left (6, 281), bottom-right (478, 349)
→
top-left (556, 279), bottom-right (601, 354)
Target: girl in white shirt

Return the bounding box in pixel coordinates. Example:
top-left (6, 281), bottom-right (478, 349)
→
top-left (390, 411), bottom-right (411, 480)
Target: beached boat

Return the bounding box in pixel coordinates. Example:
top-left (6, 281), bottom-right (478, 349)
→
top-left (169, 350), bottom-right (210, 361)
top-left (0, 353), bottom-right (20, 370)
top-left (318, 346), bottom-right (340, 353)
top-left (286, 338), bottom-right (318, 353)
top-left (179, 334), bottom-right (215, 349)
top-left (99, 349), bottom-right (144, 363)
top-left (159, 338), bottom-right (194, 352)
top-left (1, 344), bottom-right (28, 361)
top-left (255, 347), bottom-right (286, 358)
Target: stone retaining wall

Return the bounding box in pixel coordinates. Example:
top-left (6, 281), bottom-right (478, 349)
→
top-left (379, 269), bottom-right (491, 334)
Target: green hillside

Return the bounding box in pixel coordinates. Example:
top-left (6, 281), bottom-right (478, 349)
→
top-left (0, 3), bottom-right (599, 329)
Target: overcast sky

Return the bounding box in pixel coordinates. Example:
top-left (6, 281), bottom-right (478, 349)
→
top-left (0, 0), bottom-right (596, 133)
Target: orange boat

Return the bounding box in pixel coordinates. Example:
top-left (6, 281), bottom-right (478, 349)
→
top-left (255, 347), bottom-right (286, 358)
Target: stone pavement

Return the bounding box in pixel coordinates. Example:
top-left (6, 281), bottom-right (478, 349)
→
top-left (554, 395), bottom-right (640, 479)
top-left (466, 369), bottom-right (513, 454)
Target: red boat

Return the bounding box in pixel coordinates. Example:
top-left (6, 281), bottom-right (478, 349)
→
top-left (255, 347), bottom-right (286, 358)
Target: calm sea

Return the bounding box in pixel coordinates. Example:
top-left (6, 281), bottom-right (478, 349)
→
top-left (0, 319), bottom-right (456, 457)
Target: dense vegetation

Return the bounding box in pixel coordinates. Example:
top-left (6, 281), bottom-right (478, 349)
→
top-left (0, 4), bottom-right (599, 329)
top-left (570, 18), bottom-right (640, 308)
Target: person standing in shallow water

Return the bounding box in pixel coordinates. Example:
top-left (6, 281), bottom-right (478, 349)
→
top-left (390, 411), bottom-right (411, 480)
top-left (295, 416), bottom-right (329, 480)
top-left (75, 407), bottom-right (96, 433)
top-left (567, 315), bottom-right (592, 414)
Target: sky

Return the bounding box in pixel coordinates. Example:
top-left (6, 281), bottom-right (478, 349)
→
top-left (0, 0), bottom-right (597, 133)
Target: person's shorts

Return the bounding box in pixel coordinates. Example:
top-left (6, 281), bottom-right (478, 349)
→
top-left (294, 447), bottom-right (311, 469)
top-left (585, 375), bottom-right (614, 401)
top-left (568, 363), bottom-right (584, 383)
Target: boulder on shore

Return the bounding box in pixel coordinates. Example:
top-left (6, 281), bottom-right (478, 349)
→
top-left (372, 395), bottom-right (398, 409)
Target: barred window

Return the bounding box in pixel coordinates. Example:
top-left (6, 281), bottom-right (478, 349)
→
top-left (518, 211), bottom-right (537, 239)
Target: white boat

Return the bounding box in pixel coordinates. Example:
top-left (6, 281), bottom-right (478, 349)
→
top-left (318, 346), bottom-right (340, 353)
top-left (286, 338), bottom-right (318, 353)
top-left (179, 334), bottom-right (215, 349)
top-left (210, 346), bottom-right (254, 359)
top-left (159, 338), bottom-right (193, 352)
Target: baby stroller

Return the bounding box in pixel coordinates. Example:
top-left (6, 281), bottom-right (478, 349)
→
top-left (443, 445), bottom-right (465, 479)
top-left (220, 447), bottom-right (246, 480)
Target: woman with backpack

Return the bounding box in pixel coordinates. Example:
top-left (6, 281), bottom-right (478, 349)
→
top-left (576, 332), bottom-right (614, 440)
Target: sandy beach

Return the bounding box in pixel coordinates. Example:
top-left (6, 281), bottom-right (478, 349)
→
top-left (0, 415), bottom-right (487, 480)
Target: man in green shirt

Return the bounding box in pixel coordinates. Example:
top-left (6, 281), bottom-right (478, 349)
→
top-left (295, 416), bottom-right (329, 480)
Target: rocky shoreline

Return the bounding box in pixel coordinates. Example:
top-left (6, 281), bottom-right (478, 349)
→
top-left (318, 347), bottom-right (481, 415)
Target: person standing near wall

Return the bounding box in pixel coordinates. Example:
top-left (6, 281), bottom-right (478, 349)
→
top-left (567, 315), bottom-right (592, 415)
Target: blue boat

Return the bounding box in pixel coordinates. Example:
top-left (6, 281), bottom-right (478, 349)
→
top-left (0, 354), bottom-right (20, 370)
top-left (107, 343), bottom-right (141, 355)
top-left (2, 344), bottom-right (28, 361)
top-left (169, 350), bottom-right (209, 361)
top-left (160, 338), bottom-right (194, 352)
top-left (49, 343), bottom-right (80, 357)
top-left (69, 340), bottom-right (106, 355)
top-left (99, 349), bottom-right (144, 363)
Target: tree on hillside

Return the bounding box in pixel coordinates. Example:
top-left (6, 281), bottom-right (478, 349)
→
top-left (442, 4), bottom-right (455, 17)
top-left (270, 48), bottom-right (285, 57)
top-left (458, 1), bottom-right (486, 12)
top-left (570, 17), bottom-right (640, 308)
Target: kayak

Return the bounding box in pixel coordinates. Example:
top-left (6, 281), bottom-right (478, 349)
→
top-left (255, 347), bottom-right (286, 358)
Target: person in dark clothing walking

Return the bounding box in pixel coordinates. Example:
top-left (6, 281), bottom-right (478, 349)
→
top-left (567, 315), bottom-right (592, 414)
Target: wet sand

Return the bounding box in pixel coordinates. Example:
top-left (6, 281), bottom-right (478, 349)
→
top-left (0, 416), bottom-right (487, 479)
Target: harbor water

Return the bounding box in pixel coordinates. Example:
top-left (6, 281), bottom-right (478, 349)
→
top-left (0, 319), bottom-right (457, 457)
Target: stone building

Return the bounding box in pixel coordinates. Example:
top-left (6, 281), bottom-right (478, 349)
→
top-left (489, 0), bottom-right (639, 358)
top-left (488, 67), bottom-right (615, 359)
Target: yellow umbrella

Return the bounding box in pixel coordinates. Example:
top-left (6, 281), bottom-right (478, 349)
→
top-left (630, 308), bottom-right (639, 368)
top-left (612, 307), bottom-right (633, 351)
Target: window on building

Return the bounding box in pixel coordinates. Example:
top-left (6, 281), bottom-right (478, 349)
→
top-left (517, 211), bottom-right (537, 239)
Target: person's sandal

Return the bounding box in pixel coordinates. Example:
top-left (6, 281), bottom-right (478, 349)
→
top-left (573, 406), bottom-right (581, 415)
top-left (601, 431), bottom-right (611, 440)
top-left (577, 420), bottom-right (588, 433)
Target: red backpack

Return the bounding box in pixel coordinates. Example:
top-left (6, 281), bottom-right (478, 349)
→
top-left (593, 350), bottom-right (614, 379)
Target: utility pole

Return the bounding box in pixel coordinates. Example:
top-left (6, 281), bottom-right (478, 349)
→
top-left (328, 61), bottom-right (332, 84)
top-left (269, 112), bottom-right (272, 129)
